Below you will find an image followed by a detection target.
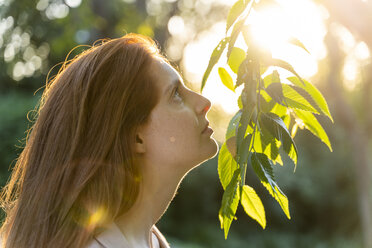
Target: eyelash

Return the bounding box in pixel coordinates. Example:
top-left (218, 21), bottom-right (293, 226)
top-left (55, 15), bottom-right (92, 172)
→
top-left (173, 86), bottom-right (183, 102)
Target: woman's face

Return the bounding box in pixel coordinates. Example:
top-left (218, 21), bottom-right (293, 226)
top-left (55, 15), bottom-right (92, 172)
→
top-left (137, 58), bottom-right (218, 178)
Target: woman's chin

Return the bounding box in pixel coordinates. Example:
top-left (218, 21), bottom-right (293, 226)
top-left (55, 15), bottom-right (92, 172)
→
top-left (200, 138), bottom-right (219, 163)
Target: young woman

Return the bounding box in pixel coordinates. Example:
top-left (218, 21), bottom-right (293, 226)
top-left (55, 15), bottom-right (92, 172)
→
top-left (0, 34), bottom-right (218, 248)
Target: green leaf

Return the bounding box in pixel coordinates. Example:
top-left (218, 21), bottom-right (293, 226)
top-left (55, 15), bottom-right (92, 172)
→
top-left (227, 17), bottom-right (247, 59)
top-left (237, 95), bottom-right (243, 109)
top-left (260, 113), bottom-right (298, 168)
top-left (282, 114), bottom-right (291, 129)
top-left (294, 109), bottom-right (332, 152)
top-left (259, 94), bottom-right (275, 113)
top-left (287, 77), bottom-right (333, 122)
top-left (242, 25), bottom-right (251, 47)
top-left (260, 125), bottom-right (283, 165)
top-left (289, 85), bottom-right (325, 113)
top-left (265, 83), bottom-right (284, 105)
top-left (237, 134), bottom-right (252, 185)
top-left (226, 0), bottom-right (252, 33)
top-left (218, 142), bottom-right (239, 190)
top-left (218, 67), bottom-right (235, 92)
top-left (263, 58), bottom-right (305, 86)
top-left (228, 47), bottom-right (246, 74)
top-left (226, 110), bottom-right (242, 141)
top-left (251, 153), bottom-right (291, 219)
top-left (282, 84), bottom-right (319, 113)
top-left (237, 134), bottom-right (252, 164)
top-left (263, 70), bottom-right (280, 88)
top-left (201, 37), bottom-right (230, 92)
top-left (266, 140), bottom-right (283, 165)
top-left (237, 107), bottom-right (254, 150)
top-left (288, 37), bottom-right (310, 54)
top-left (241, 185), bottom-right (266, 229)
top-left (219, 169), bottom-right (240, 239)
top-left (236, 57), bottom-right (252, 88)
top-left (270, 103), bottom-right (287, 117)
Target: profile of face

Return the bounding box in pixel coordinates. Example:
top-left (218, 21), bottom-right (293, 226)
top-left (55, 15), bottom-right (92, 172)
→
top-left (135, 58), bottom-right (218, 182)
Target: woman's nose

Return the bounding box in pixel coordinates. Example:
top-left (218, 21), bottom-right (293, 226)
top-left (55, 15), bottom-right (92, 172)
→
top-left (195, 93), bottom-right (212, 115)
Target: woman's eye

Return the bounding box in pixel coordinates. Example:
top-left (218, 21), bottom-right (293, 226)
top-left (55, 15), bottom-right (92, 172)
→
top-left (173, 87), bottom-right (183, 102)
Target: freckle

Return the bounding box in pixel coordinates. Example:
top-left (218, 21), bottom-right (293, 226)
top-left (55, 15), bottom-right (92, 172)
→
top-left (170, 136), bottom-right (176, 142)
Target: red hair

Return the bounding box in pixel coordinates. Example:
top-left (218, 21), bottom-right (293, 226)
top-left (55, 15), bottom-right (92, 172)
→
top-left (0, 34), bottom-right (164, 248)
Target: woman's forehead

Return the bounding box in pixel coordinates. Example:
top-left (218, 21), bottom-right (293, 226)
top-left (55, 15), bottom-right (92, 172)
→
top-left (151, 59), bottom-right (183, 94)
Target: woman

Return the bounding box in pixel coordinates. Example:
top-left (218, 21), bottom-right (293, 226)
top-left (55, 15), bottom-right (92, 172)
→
top-left (0, 33), bottom-right (218, 248)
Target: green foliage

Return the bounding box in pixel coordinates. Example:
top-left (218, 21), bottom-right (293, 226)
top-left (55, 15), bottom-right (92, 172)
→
top-left (218, 142), bottom-right (238, 190)
top-left (201, 0), bottom-right (333, 239)
top-left (226, 0), bottom-right (252, 33)
top-left (241, 185), bottom-right (266, 229)
top-left (288, 37), bottom-right (310, 54)
top-left (218, 67), bottom-right (235, 92)
top-left (218, 169), bottom-right (240, 239)
top-left (201, 37), bottom-right (230, 91)
top-left (227, 47), bottom-right (246, 74)
top-left (0, 91), bottom-right (40, 184)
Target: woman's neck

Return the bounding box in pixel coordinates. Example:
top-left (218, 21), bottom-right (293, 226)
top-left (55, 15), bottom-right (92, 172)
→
top-left (114, 167), bottom-right (183, 248)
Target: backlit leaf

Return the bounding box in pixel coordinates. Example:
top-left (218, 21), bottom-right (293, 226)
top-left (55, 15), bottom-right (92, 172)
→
top-left (263, 70), bottom-right (280, 88)
top-left (226, 0), bottom-right (252, 33)
top-left (218, 67), bottom-right (235, 92)
top-left (201, 37), bottom-right (230, 92)
top-left (294, 109), bottom-right (332, 151)
top-left (287, 77), bottom-right (333, 122)
top-left (288, 37), bottom-right (310, 54)
top-left (219, 169), bottom-right (240, 239)
top-left (270, 103), bottom-right (287, 117)
top-left (228, 47), bottom-right (246, 74)
top-left (288, 85), bottom-right (323, 114)
top-left (236, 57), bottom-right (252, 88)
top-left (266, 83), bottom-right (284, 105)
top-left (218, 142), bottom-right (239, 190)
top-left (226, 110), bottom-right (242, 141)
top-left (282, 84), bottom-right (319, 113)
top-left (237, 134), bottom-right (252, 166)
top-left (241, 185), bottom-right (266, 229)
top-left (263, 58), bottom-right (305, 85)
top-left (260, 125), bottom-right (283, 165)
top-left (227, 17), bottom-right (247, 59)
top-left (251, 153), bottom-right (291, 219)
top-left (260, 113), bottom-right (298, 168)
top-left (237, 108), bottom-right (254, 150)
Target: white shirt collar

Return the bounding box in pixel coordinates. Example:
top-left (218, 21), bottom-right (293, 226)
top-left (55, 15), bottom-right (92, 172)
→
top-left (93, 222), bottom-right (170, 248)
top-left (94, 222), bottom-right (131, 248)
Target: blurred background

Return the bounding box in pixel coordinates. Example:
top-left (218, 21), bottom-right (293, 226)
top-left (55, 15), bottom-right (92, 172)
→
top-left (0, 0), bottom-right (371, 247)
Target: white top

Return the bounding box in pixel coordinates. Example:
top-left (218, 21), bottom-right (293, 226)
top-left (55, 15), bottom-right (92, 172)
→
top-left (86, 223), bottom-right (170, 248)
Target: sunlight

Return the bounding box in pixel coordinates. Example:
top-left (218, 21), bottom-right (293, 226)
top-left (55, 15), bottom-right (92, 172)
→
top-left (247, 0), bottom-right (327, 78)
top-left (181, 0), bottom-right (328, 115)
top-left (182, 22), bottom-right (241, 114)
top-left (248, 8), bottom-right (292, 53)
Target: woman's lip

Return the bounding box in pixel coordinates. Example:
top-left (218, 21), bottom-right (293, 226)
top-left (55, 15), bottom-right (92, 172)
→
top-left (202, 121), bottom-right (210, 133)
top-left (202, 122), bottom-right (213, 135)
top-left (202, 126), bottom-right (214, 135)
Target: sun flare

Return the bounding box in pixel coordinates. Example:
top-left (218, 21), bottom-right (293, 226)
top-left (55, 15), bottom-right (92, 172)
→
top-left (181, 0), bottom-right (327, 115)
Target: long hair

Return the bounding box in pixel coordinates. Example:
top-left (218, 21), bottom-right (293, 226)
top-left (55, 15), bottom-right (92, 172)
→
top-left (0, 33), bottom-right (163, 248)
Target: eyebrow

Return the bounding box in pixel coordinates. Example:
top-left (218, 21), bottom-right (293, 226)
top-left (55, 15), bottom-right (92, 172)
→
top-left (164, 78), bottom-right (181, 95)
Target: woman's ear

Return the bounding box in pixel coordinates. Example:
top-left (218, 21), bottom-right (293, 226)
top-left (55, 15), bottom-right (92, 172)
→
top-left (134, 132), bottom-right (146, 154)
